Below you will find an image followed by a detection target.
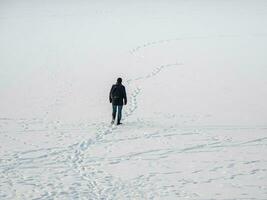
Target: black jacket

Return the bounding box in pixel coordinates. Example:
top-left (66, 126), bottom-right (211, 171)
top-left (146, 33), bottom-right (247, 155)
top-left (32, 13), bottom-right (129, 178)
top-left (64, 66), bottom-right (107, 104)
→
top-left (109, 83), bottom-right (127, 105)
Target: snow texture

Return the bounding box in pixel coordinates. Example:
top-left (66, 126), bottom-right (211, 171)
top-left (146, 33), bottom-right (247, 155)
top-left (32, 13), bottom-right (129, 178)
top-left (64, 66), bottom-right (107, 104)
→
top-left (0, 0), bottom-right (267, 199)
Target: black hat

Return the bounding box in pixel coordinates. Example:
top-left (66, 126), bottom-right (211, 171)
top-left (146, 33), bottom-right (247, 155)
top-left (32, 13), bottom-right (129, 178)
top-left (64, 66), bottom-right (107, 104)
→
top-left (117, 77), bottom-right (122, 83)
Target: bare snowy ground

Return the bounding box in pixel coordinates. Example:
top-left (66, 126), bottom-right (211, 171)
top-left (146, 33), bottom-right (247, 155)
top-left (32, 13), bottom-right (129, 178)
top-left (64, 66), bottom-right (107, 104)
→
top-left (1, 112), bottom-right (267, 199)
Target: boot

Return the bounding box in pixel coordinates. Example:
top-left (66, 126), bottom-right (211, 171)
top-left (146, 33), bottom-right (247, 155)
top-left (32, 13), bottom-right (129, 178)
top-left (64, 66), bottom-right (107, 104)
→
top-left (117, 119), bottom-right (122, 125)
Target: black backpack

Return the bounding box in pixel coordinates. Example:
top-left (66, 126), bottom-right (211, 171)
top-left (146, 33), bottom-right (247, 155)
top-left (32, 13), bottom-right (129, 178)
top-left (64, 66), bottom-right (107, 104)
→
top-left (111, 85), bottom-right (121, 99)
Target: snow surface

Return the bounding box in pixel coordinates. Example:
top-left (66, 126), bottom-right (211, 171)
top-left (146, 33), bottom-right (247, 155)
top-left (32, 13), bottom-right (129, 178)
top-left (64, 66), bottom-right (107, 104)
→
top-left (1, 0), bottom-right (267, 199)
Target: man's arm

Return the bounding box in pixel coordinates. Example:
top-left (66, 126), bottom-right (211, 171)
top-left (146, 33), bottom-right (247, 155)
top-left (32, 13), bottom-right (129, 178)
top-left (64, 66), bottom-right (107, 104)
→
top-left (123, 86), bottom-right (127, 105)
top-left (109, 85), bottom-right (114, 103)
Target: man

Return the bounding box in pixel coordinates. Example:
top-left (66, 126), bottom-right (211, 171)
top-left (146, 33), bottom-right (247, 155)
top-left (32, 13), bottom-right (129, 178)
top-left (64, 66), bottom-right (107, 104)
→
top-left (109, 78), bottom-right (127, 125)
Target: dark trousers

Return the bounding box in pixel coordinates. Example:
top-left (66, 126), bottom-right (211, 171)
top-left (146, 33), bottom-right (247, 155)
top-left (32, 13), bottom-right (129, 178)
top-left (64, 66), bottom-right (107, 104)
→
top-left (112, 105), bottom-right (123, 123)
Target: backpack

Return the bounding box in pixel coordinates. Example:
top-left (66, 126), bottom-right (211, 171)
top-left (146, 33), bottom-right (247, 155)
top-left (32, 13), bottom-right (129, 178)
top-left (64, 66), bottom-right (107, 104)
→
top-left (111, 85), bottom-right (121, 99)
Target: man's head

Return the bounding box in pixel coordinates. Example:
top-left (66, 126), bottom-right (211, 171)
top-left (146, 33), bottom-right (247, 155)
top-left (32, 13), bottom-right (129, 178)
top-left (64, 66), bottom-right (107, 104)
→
top-left (117, 77), bottom-right (122, 84)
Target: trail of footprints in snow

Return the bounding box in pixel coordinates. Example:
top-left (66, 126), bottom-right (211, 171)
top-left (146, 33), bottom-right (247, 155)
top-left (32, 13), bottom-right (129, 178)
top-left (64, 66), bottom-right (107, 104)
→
top-left (128, 34), bottom-right (256, 55)
top-left (77, 62), bottom-right (182, 151)
top-left (0, 62), bottom-right (183, 199)
top-left (66, 62), bottom-right (183, 197)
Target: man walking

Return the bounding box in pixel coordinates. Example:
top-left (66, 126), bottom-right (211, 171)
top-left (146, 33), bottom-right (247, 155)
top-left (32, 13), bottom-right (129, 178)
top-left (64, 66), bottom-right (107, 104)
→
top-left (109, 78), bottom-right (127, 125)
